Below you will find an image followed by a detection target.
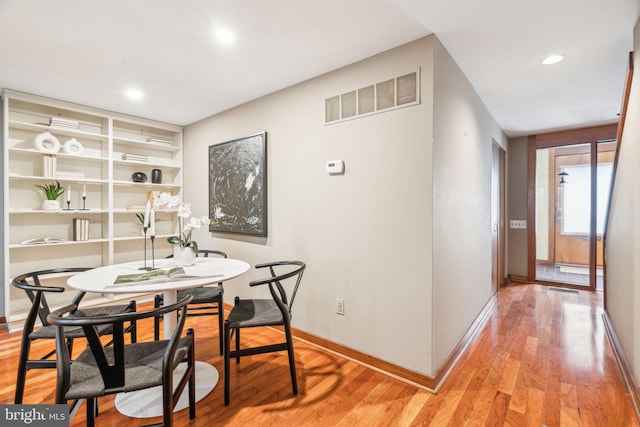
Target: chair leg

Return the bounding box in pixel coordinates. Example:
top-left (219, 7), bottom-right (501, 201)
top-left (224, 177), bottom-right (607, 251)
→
top-left (153, 295), bottom-right (162, 340)
top-left (284, 326), bottom-right (298, 395)
top-left (129, 300), bottom-right (137, 343)
top-left (232, 296), bottom-right (241, 363)
top-left (217, 298), bottom-right (224, 355)
top-left (86, 398), bottom-right (96, 427)
top-left (163, 375), bottom-right (174, 427)
top-left (188, 330), bottom-right (196, 420)
top-left (235, 328), bottom-right (241, 363)
top-left (224, 321), bottom-right (231, 406)
top-left (14, 335), bottom-right (31, 404)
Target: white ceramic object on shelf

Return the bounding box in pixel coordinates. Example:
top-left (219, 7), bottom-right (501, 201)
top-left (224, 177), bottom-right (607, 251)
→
top-left (42, 200), bottom-right (61, 210)
top-left (34, 132), bottom-right (60, 153)
top-left (173, 246), bottom-right (196, 267)
top-left (63, 138), bottom-right (83, 154)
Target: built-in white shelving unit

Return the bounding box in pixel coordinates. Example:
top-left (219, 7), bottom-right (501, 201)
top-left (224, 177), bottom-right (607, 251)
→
top-left (2, 89), bottom-right (183, 326)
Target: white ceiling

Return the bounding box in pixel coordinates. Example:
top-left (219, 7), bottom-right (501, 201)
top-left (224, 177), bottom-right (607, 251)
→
top-left (0, 0), bottom-right (637, 137)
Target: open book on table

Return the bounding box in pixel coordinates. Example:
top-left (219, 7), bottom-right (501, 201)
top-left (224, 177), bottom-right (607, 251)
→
top-left (109, 267), bottom-right (221, 286)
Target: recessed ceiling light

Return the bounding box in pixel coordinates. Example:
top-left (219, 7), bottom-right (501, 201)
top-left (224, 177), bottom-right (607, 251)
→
top-left (542, 55), bottom-right (565, 65)
top-left (214, 28), bottom-right (235, 44)
top-left (125, 88), bottom-right (144, 101)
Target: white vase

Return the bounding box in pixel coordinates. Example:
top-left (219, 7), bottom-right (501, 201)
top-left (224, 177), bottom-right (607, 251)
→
top-left (42, 199), bottom-right (60, 210)
top-left (173, 246), bottom-right (196, 267)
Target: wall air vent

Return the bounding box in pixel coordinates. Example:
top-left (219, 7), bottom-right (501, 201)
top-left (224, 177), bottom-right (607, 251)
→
top-left (324, 69), bottom-right (420, 124)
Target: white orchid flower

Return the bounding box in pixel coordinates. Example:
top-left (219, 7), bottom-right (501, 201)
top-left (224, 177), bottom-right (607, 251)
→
top-left (153, 192), bottom-right (215, 249)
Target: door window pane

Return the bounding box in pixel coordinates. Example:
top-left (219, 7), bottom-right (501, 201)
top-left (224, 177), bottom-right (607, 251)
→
top-left (560, 163), bottom-right (612, 234)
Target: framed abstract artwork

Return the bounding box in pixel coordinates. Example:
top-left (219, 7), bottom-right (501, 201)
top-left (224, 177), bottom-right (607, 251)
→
top-left (208, 132), bottom-right (267, 236)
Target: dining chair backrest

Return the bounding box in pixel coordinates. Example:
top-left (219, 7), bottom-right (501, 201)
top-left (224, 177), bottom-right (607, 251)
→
top-left (250, 261), bottom-right (306, 318)
top-left (12, 268), bottom-right (90, 328)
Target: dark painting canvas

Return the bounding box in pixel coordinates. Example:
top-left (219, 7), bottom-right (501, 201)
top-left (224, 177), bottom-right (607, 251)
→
top-left (209, 132), bottom-right (267, 236)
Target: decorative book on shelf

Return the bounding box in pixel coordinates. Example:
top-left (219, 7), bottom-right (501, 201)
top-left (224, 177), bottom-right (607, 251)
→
top-left (20, 236), bottom-right (67, 245)
top-left (73, 218), bottom-right (89, 241)
top-left (43, 155), bottom-right (56, 178)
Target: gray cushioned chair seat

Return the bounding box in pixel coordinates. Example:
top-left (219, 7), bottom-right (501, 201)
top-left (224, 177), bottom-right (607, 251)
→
top-left (227, 299), bottom-right (283, 328)
top-left (29, 304), bottom-right (132, 340)
top-left (65, 335), bottom-right (193, 400)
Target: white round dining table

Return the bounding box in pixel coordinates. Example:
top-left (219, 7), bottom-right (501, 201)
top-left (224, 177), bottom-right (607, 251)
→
top-left (68, 257), bottom-right (250, 337)
top-left (67, 257), bottom-right (250, 418)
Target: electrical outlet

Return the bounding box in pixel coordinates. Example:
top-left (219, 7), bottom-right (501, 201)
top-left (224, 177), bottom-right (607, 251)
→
top-left (336, 298), bottom-right (345, 315)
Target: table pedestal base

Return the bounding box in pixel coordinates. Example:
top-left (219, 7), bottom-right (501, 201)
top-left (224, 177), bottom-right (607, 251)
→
top-left (114, 361), bottom-right (218, 418)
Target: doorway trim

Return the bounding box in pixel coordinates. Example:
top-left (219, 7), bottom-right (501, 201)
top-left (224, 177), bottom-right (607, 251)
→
top-left (492, 141), bottom-right (506, 291)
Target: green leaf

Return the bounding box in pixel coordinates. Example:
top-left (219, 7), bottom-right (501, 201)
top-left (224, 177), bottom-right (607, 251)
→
top-left (167, 236), bottom-right (184, 245)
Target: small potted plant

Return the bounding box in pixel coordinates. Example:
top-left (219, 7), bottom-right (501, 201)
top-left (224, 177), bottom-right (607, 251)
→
top-left (35, 181), bottom-right (65, 210)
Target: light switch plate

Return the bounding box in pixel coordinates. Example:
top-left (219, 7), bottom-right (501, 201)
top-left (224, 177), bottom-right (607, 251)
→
top-left (510, 220), bottom-right (527, 229)
top-left (327, 160), bottom-right (344, 174)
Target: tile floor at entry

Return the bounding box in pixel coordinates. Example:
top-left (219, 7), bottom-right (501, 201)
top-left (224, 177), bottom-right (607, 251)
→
top-left (535, 263), bottom-right (603, 290)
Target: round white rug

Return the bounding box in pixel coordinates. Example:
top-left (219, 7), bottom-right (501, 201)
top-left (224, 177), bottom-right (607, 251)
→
top-left (114, 361), bottom-right (218, 418)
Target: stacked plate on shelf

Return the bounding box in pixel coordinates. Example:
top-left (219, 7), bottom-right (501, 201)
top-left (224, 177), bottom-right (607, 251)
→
top-left (147, 137), bottom-right (172, 145)
top-left (122, 153), bottom-right (148, 162)
top-left (50, 116), bottom-right (79, 129)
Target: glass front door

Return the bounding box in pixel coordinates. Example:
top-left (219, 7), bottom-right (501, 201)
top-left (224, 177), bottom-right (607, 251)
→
top-left (534, 141), bottom-right (615, 289)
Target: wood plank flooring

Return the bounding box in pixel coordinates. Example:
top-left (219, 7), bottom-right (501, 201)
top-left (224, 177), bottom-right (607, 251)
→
top-left (0, 283), bottom-right (636, 426)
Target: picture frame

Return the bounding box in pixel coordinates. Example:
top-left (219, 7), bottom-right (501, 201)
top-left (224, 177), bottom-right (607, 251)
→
top-left (208, 132), bottom-right (267, 236)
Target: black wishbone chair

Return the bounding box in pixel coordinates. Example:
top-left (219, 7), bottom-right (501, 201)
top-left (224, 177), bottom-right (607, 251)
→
top-left (11, 268), bottom-right (137, 404)
top-left (155, 249), bottom-right (227, 354)
top-left (48, 295), bottom-right (196, 427)
top-left (224, 260), bottom-right (306, 405)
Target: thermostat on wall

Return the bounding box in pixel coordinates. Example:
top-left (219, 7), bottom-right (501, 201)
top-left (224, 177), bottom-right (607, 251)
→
top-left (326, 160), bottom-right (344, 174)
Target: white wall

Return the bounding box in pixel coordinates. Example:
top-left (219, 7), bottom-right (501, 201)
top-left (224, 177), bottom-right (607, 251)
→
top-left (431, 38), bottom-right (507, 369)
top-left (183, 35), bottom-right (505, 377)
top-left (606, 18), bottom-right (640, 384)
top-left (184, 37), bottom-right (436, 375)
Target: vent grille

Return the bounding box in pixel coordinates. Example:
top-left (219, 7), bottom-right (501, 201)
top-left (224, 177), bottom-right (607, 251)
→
top-left (324, 69), bottom-right (420, 124)
top-left (548, 287), bottom-right (580, 294)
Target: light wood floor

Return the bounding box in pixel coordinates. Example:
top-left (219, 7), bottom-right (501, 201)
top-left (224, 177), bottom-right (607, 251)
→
top-left (0, 283), bottom-right (637, 426)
